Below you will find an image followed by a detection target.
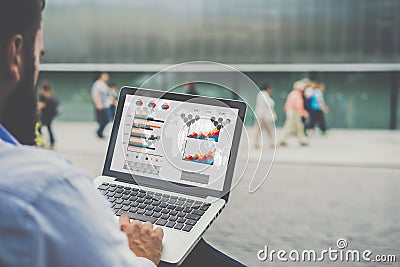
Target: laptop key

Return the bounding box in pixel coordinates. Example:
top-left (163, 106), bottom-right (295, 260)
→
top-left (161, 208), bottom-right (170, 214)
top-left (152, 200), bottom-right (161, 206)
top-left (153, 212), bottom-right (162, 218)
top-left (144, 210), bottom-right (154, 216)
top-left (115, 199), bottom-right (123, 204)
top-left (121, 205), bottom-right (130, 211)
top-left (160, 202), bottom-right (168, 208)
top-left (113, 204), bottom-right (122, 210)
top-left (156, 219), bottom-right (167, 226)
top-left (115, 188), bottom-right (123, 193)
top-left (129, 207), bottom-right (138, 213)
top-left (166, 221), bottom-right (175, 228)
top-left (123, 200), bottom-right (130, 205)
top-left (146, 205), bottom-right (154, 211)
top-left (138, 203), bottom-right (147, 209)
top-left (144, 199), bottom-right (152, 205)
top-left (114, 193), bottom-right (122, 198)
top-left (186, 219), bottom-right (197, 226)
top-left (182, 225), bottom-right (193, 232)
top-left (97, 184), bottom-right (109, 190)
top-left (127, 212), bottom-right (157, 224)
top-left (186, 214), bottom-right (200, 221)
top-left (177, 217), bottom-right (185, 223)
top-left (106, 191), bottom-right (115, 197)
top-left (153, 207), bottom-right (162, 212)
top-left (169, 210), bottom-right (178, 216)
top-left (174, 223), bottom-right (184, 230)
top-left (129, 196), bottom-right (138, 201)
top-left (192, 209), bottom-right (205, 216)
top-left (107, 187), bottom-right (116, 192)
top-left (116, 210), bottom-right (125, 216)
top-left (175, 206), bottom-right (184, 211)
top-left (137, 209), bottom-right (145, 214)
top-left (161, 214), bottom-right (169, 220)
top-left (121, 195), bottom-right (129, 200)
top-left (169, 216), bottom-right (178, 221)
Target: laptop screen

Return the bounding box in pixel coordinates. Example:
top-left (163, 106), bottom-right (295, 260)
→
top-left (104, 87), bottom-right (245, 198)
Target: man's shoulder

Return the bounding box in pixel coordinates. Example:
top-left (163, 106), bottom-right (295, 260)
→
top-left (0, 144), bottom-right (90, 203)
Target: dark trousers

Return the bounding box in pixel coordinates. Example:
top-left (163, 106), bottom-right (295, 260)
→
top-left (96, 108), bottom-right (111, 137)
top-left (307, 110), bottom-right (327, 132)
top-left (39, 120), bottom-right (55, 145)
top-left (159, 238), bottom-right (246, 267)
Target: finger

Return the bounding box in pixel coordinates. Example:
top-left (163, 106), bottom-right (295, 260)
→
top-left (131, 220), bottom-right (142, 230)
top-left (154, 227), bottom-right (164, 239)
top-left (119, 214), bottom-right (130, 226)
top-left (142, 221), bottom-right (154, 231)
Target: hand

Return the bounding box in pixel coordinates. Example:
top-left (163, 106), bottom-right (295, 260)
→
top-left (119, 214), bottom-right (164, 265)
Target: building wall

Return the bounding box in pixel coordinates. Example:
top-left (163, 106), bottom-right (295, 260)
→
top-left (42, 0), bottom-right (400, 64)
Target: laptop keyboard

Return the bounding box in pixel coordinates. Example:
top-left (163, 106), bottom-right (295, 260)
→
top-left (97, 182), bottom-right (210, 232)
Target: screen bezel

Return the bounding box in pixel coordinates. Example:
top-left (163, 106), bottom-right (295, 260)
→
top-left (103, 86), bottom-right (246, 201)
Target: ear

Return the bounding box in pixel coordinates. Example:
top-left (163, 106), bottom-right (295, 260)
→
top-left (7, 34), bottom-right (24, 83)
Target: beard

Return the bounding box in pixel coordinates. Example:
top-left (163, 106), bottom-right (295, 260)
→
top-left (0, 51), bottom-right (37, 146)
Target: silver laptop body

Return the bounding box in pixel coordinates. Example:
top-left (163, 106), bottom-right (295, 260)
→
top-left (94, 87), bottom-right (246, 264)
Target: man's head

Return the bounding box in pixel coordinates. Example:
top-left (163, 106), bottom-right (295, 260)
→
top-left (94, 72), bottom-right (109, 83)
top-left (261, 83), bottom-right (272, 94)
top-left (293, 80), bottom-right (307, 91)
top-left (0, 0), bottom-right (46, 145)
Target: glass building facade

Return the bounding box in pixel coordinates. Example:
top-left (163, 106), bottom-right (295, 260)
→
top-left (39, 0), bottom-right (400, 129)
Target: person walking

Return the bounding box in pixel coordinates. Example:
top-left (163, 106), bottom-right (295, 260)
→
top-left (279, 80), bottom-right (309, 146)
top-left (92, 72), bottom-right (112, 138)
top-left (109, 82), bottom-right (118, 119)
top-left (307, 83), bottom-right (329, 135)
top-left (38, 81), bottom-right (59, 148)
top-left (254, 84), bottom-right (277, 148)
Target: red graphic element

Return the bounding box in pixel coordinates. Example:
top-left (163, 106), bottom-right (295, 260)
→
top-left (135, 99), bottom-right (143, 106)
top-left (187, 128), bottom-right (220, 142)
top-left (161, 103), bottom-right (170, 110)
top-left (148, 101), bottom-right (156, 108)
top-left (184, 150), bottom-right (215, 165)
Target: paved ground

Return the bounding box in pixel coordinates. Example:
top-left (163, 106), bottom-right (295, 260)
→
top-left (47, 122), bottom-right (400, 266)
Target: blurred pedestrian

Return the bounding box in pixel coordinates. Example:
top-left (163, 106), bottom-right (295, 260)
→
top-left (254, 83), bottom-right (277, 148)
top-left (279, 80), bottom-right (309, 146)
top-left (109, 82), bottom-right (118, 119)
top-left (307, 83), bottom-right (329, 135)
top-left (184, 83), bottom-right (199, 95)
top-left (91, 72), bottom-right (112, 138)
top-left (302, 81), bottom-right (315, 135)
top-left (38, 81), bottom-right (59, 148)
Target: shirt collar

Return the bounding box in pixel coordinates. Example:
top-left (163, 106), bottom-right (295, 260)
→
top-left (0, 124), bottom-right (20, 146)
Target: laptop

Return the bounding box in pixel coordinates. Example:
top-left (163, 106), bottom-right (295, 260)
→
top-left (94, 86), bottom-right (246, 264)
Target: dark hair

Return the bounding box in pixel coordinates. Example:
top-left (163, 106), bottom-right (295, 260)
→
top-left (93, 72), bottom-right (108, 82)
top-left (0, 0), bottom-right (46, 76)
top-left (260, 83), bottom-right (271, 91)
